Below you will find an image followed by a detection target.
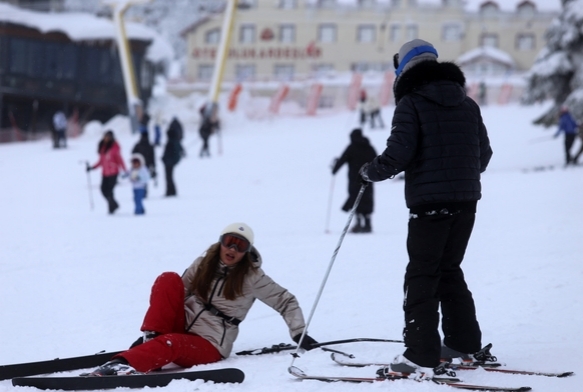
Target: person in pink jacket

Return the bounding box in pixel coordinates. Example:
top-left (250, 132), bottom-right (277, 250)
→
top-left (87, 130), bottom-right (127, 214)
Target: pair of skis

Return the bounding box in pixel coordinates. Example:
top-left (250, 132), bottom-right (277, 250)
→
top-left (1, 337), bottom-right (395, 389)
top-left (287, 343), bottom-right (574, 392)
top-left (0, 350), bottom-right (243, 390)
top-left (289, 356), bottom-right (573, 391)
top-left (1, 339), bottom-right (575, 391)
top-left (329, 352), bottom-right (574, 378)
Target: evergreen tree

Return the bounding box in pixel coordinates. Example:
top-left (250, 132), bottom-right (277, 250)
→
top-left (522, 0), bottom-right (583, 127)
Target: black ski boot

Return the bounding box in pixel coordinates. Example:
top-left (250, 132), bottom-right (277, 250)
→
top-left (350, 214), bottom-right (363, 233)
top-left (361, 215), bottom-right (372, 233)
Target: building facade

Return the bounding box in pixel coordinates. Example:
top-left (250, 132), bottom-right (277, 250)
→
top-left (0, 3), bottom-right (163, 138)
top-left (181, 0), bottom-right (557, 83)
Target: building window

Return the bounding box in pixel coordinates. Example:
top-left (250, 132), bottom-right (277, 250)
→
top-left (312, 63), bottom-right (335, 77)
top-left (198, 64), bottom-right (214, 81)
top-left (405, 24), bottom-right (418, 40)
top-left (480, 33), bottom-right (499, 47)
top-left (442, 23), bottom-right (462, 41)
top-left (357, 25), bottom-right (376, 43)
top-left (480, 1), bottom-right (499, 17)
top-left (358, 0), bottom-right (376, 7)
top-left (235, 64), bottom-right (256, 81)
top-left (517, 1), bottom-right (536, 17)
top-left (389, 24), bottom-right (401, 42)
top-left (279, 24), bottom-right (295, 43)
top-left (516, 33), bottom-right (535, 50)
top-left (238, 0), bottom-right (257, 9)
top-left (318, 0), bottom-right (336, 7)
top-left (239, 24), bottom-right (255, 43)
top-left (279, 0), bottom-right (297, 8)
top-left (7, 38), bottom-right (79, 81)
top-left (351, 62), bottom-right (390, 72)
top-left (318, 24), bottom-right (337, 43)
top-left (274, 64), bottom-right (294, 81)
top-left (205, 28), bottom-right (220, 44)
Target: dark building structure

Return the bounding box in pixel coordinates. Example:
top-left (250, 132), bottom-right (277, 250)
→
top-left (0, 3), bottom-right (163, 141)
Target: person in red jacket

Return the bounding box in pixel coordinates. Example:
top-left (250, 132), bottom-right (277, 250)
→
top-left (87, 130), bottom-right (127, 214)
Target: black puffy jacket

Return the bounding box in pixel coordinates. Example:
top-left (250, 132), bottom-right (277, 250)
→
top-left (366, 61), bottom-right (493, 209)
top-left (332, 130), bottom-right (377, 214)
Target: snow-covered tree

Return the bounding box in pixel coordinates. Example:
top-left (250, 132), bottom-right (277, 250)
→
top-left (522, 0), bottom-right (583, 127)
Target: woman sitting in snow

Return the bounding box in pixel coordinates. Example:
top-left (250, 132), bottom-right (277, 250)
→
top-left (88, 223), bottom-right (317, 376)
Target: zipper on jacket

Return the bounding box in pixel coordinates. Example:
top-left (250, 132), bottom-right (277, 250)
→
top-left (186, 269), bottom-right (229, 333)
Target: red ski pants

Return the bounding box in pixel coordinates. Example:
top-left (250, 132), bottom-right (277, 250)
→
top-left (115, 272), bottom-right (222, 372)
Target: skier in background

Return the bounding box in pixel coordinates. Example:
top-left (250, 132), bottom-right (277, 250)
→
top-left (161, 117), bottom-right (185, 197)
top-left (87, 130), bottom-right (127, 214)
top-left (128, 153), bottom-right (150, 215)
top-left (132, 112), bottom-right (156, 196)
top-left (198, 103), bottom-right (220, 158)
top-left (332, 128), bottom-right (377, 233)
top-left (360, 39), bottom-right (493, 379)
top-left (367, 95), bottom-right (385, 129)
top-left (86, 222), bottom-right (318, 375)
top-left (358, 89), bottom-right (368, 127)
top-left (554, 106), bottom-right (579, 166)
top-left (52, 110), bottom-right (67, 148)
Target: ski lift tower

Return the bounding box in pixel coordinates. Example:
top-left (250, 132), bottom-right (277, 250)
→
top-left (204, 0), bottom-right (240, 154)
top-left (103, 0), bottom-right (151, 133)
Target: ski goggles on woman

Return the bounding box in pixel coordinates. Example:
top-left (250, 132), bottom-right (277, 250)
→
top-left (220, 233), bottom-right (251, 253)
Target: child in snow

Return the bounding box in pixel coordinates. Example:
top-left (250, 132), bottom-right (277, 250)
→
top-left (128, 153), bottom-right (150, 215)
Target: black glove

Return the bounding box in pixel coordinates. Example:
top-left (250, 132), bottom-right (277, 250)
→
top-left (359, 162), bottom-right (372, 183)
top-left (330, 158), bottom-right (338, 173)
top-left (293, 333), bottom-right (318, 351)
top-left (86, 163), bottom-right (92, 172)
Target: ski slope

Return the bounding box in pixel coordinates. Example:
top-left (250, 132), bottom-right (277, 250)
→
top-left (0, 101), bottom-right (581, 392)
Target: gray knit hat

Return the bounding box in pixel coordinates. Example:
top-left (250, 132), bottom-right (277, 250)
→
top-left (394, 39), bottom-right (438, 77)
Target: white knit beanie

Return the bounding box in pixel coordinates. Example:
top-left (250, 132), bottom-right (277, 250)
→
top-left (220, 222), bottom-right (254, 245)
top-left (395, 39), bottom-right (438, 77)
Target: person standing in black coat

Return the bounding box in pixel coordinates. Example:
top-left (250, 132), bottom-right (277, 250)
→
top-left (360, 39), bottom-right (493, 378)
top-left (331, 128), bottom-right (377, 233)
top-left (132, 114), bottom-right (156, 196)
top-left (162, 117), bottom-right (185, 197)
top-left (198, 104), bottom-right (220, 158)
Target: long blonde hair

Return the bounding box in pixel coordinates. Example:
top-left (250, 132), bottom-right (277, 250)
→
top-left (190, 243), bottom-right (255, 301)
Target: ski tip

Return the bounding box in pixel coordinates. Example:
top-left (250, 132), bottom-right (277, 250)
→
top-left (558, 371), bottom-right (574, 378)
top-left (288, 366), bottom-right (305, 377)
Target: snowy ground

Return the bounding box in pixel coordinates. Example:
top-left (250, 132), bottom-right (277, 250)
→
top-left (0, 101), bottom-right (581, 392)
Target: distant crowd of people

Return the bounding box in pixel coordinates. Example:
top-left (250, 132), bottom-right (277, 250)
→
top-left (86, 112), bottom-right (185, 215)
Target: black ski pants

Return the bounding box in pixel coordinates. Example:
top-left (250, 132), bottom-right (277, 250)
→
top-left (564, 133), bottom-right (576, 164)
top-left (164, 164), bottom-right (177, 196)
top-left (100, 174), bottom-right (119, 213)
top-left (402, 210), bottom-right (482, 368)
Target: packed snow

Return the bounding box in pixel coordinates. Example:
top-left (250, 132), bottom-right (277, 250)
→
top-left (0, 100), bottom-right (581, 392)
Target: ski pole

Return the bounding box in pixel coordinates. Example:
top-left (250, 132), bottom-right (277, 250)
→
top-left (289, 182), bottom-right (369, 368)
top-left (527, 135), bottom-right (554, 144)
top-left (237, 337), bottom-right (403, 356)
top-left (324, 175), bottom-right (335, 234)
top-left (85, 161), bottom-right (94, 211)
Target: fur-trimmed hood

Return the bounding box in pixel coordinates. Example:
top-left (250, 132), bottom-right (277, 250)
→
top-left (394, 61), bottom-right (467, 105)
